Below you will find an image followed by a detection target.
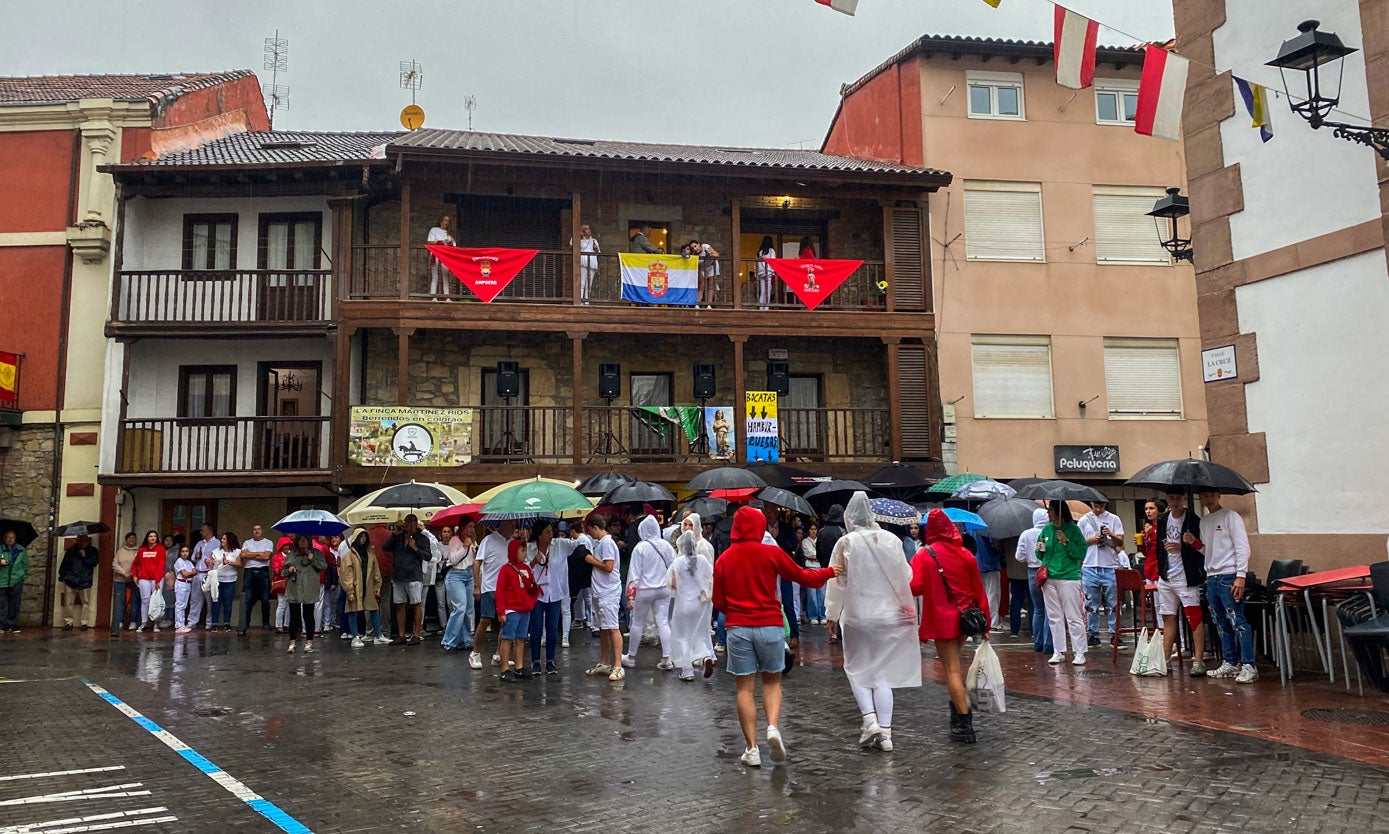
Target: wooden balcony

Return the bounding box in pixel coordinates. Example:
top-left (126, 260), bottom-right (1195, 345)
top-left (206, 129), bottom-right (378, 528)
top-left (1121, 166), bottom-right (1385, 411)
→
top-left (109, 270), bottom-right (333, 336)
top-left (113, 416), bottom-right (330, 485)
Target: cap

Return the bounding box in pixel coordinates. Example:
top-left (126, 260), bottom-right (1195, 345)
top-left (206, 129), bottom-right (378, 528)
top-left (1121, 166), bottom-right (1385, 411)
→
top-left (557, 521), bottom-right (570, 533)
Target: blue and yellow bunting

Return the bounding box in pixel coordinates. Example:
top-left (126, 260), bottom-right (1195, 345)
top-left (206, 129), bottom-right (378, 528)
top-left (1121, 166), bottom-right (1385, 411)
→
top-left (1234, 77), bottom-right (1274, 143)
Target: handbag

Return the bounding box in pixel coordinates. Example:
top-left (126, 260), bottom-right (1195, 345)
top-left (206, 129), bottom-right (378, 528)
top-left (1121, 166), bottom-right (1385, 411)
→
top-left (1035, 564), bottom-right (1049, 588)
top-left (924, 545), bottom-right (988, 637)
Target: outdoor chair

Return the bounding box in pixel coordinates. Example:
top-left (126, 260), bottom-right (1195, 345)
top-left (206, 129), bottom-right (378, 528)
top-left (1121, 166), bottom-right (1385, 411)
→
top-left (1342, 562), bottom-right (1389, 693)
top-left (1111, 569), bottom-right (1152, 666)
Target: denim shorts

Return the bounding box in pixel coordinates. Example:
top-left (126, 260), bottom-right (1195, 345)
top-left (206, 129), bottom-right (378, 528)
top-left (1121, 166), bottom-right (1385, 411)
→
top-left (499, 610), bottom-right (531, 640)
top-left (725, 625), bottom-right (786, 676)
top-left (478, 591), bottom-right (497, 620)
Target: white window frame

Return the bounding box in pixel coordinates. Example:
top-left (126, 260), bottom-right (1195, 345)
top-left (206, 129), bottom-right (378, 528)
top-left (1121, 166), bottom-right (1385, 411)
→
top-left (1092, 185), bottom-right (1171, 265)
top-left (966, 70), bottom-right (1026, 121)
top-left (1103, 338), bottom-right (1185, 419)
top-left (1094, 78), bottom-right (1141, 126)
top-left (963, 180), bottom-right (1045, 263)
top-left (970, 336), bottom-right (1055, 420)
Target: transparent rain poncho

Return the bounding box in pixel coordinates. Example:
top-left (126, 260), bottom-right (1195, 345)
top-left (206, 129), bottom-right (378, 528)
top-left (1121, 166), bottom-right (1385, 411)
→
top-left (667, 530), bottom-right (715, 669)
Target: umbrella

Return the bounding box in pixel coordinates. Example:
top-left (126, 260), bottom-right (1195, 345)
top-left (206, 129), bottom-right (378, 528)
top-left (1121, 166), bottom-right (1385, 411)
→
top-left (427, 502), bottom-right (487, 529)
top-left (471, 477), bottom-right (574, 504)
top-left (678, 496), bottom-right (728, 519)
top-left (0, 518), bottom-right (39, 547)
top-left (951, 480), bottom-right (1015, 501)
top-left (686, 467), bottom-right (766, 492)
top-left (341, 481), bottom-right (468, 525)
top-left (869, 497), bottom-right (918, 527)
top-left (588, 502), bottom-right (658, 520)
top-left (804, 480), bottom-right (874, 512)
top-left (273, 509), bottom-right (350, 538)
top-left (576, 471), bottom-right (636, 497)
top-left (863, 462), bottom-right (938, 502)
top-left (756, 487), bottom-right (815, 516)
top-left (1015, 479), bottom-right (1108, 504)
top-left (925, 472), bottom-right (990, 500)
top-left (977, 498), bottom-right (1044, 538)
top-left (942, 507), bottom-right (987, 531)
top-left (480, 478), bottom-right (593, 520)
top-left (1006, 477), bottom-right (1048, 491)
top-left (54, 521), bottom-right (110, 537)
top-left (599, 480), bottom-right (676, 506)
top-left (709, 487), bottom-right (760, 501)
top-left (746, 463), bottom-right (833, 492)
top-left (1125, 458), bottom-right (1257, 496)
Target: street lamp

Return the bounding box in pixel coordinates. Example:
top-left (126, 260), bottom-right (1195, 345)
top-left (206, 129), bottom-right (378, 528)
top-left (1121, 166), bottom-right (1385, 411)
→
top-left (1147, 187), bottom-right (1192, 263)
top-left (1266, 19), bottom-right (1389, 159)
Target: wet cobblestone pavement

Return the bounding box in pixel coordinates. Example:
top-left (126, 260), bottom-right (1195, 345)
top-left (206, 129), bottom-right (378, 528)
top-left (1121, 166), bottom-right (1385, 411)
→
top-left (2, 627), bottom-right (1387, 833)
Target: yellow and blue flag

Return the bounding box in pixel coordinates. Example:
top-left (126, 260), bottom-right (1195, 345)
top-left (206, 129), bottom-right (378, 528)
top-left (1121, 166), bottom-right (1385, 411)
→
top-left (1234, 77), bottom-right (1273, 143)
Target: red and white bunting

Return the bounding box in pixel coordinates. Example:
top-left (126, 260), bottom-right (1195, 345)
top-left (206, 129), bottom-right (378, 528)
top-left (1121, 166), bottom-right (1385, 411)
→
top-left (1135, 45), bottom-right (1190, 141)
top-left (1053, 6), bottom-right (1100, 90)
top-left (815, 0), bottom-right (858, 15)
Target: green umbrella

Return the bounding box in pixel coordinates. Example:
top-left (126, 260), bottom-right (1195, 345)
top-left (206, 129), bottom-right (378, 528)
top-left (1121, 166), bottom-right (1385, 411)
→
top-left (925, 472), bottom-right (990, 500)
top-left (479, 477), bottom-right (593, 520)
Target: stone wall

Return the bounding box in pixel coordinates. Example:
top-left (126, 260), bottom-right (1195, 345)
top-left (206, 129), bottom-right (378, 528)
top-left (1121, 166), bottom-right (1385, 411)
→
top-left (0, 425), bottom-right (55, 627)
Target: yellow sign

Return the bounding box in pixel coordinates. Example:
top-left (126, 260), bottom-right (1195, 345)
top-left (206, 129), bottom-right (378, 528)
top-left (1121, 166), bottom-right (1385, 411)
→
top-left (745, 391), bottom-right (779, 463)
top-left (400, 104), bottom-right (426, 130)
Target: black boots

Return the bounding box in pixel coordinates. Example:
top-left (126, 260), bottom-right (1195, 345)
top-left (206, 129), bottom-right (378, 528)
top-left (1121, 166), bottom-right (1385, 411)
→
top-left (949, 703), bottom-right (977, 744)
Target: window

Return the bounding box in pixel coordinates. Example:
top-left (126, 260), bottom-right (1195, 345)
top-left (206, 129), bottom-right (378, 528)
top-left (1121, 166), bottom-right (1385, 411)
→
top-left (630, 372), bottom-right (674, 457)
top-left (179, 365), bottom-right (236, 418)
top-left (966, 71), bottom-right (1025, 120)
top-left (971, 338), bottom-right (1054, 419)
top-left (1093, 186), bottom-right (1170, 264)
top-left (1095, 79), bottom-right (1140, 125)
top-left (783, 374), bottom-right (823, 455)
top-left (258, 213), bottom-right (322, 270)
top-left (1104, 339), bottom-right (1183, 418)
top-left (963, 181), bottom-right (1044, 262)
top-left (182, 214), bottom-right (238, 271)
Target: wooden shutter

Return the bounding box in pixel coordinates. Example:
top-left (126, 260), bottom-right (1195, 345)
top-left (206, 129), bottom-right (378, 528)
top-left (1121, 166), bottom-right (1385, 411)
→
top-left (1093, 187), bottom-right (1168, 263)
top-left (1104, 339), bottom-right (1183, 416)
top-left (890, 206), bottom-right (927, 311)
top-left (963, 182), bottom-right (1043, 261)
top-left (898, 345), bottom-right (934, 458)
top-left (971, 340), bottom-right (1054, 418)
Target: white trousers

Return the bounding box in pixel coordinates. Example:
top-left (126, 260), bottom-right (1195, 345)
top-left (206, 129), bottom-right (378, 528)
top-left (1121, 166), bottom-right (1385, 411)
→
top-left (1042, 578), bottom-right (1087, 656)
top-left (187, 577), bottom-right (208, 627)
top-left (851, 683), bottom-right (894, 728)
top-left (983, 572), bottom-right (1003, 629)
top-left (627, 588), bottom-right (671, 659)
top-left (275, 594), bottom-right (289, 628)
top-left (560, 596), bottom-right (572, 637)
top-left (138, 579), bottom-right (159, 623)
top-left (174, 582), bottom-right (191, 628)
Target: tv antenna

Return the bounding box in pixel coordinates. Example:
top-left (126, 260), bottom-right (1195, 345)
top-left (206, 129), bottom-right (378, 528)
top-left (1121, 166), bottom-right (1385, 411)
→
top-left (464, 95), bottom-right (478, 130)
top-left (262, 30), bottom-right (289, 128)
top-left (399, 60), bottom-right (423, 104)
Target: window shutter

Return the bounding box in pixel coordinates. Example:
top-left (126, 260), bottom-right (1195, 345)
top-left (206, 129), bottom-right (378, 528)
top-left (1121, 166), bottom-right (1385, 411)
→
top-left (898, 345), bottom-right (934, 458)
top-left (1093, 188), bottom-right (1168, 264)
top-left (971, 341), bottom-right (1054, 418)
top-left (1104, 340), bottom-right (1183, 416)
top-left (890, 206), bottom-right (926, 311)
top-left (964, 183), bottom-right (1044, 261)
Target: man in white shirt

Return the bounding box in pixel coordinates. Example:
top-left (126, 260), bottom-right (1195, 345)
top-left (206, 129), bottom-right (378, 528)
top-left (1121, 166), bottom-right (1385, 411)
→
top-left (239, 524), bottom-right (275, 635)
top-left (1078, 501), bottom-right (1124, 647)
top-left (1155, 493), bottom-right (1207, 676)
top-left (584, 516), bottom-right (625, 681)
top-left (469, 519), bottom-right (516, 670)
top-left (1196, 492), bottom-right (1256, 683)
top-left (190, 524), bottom-right (219, 630)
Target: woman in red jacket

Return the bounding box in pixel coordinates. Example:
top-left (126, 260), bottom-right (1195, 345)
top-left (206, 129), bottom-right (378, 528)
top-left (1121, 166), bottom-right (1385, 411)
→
top-left (132, 530), bottom-right (167, 632)
top-left (910, 509), bottom-right (990, 743)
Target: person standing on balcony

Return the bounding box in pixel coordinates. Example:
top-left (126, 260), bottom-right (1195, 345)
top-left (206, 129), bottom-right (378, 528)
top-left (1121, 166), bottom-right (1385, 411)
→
top-left (132, 531), bottom-right (165, 633)
top-left (427, 214), bottom-right (457, 300)
top-left (575, 224), bottom-right (601, 305)
top-left (798, 236), bottom-right (816, 259)
top-left (209, 532), bottom-right (241, 632)
top-left (470, 518), bottom-right (517, 669)
top-left (112, 532), bottom-right (140, 634)
top-left (0, 530), bottom-right (29, 633)
top-left (630, 224), bottom-right (662, 254)
top-left (190, 524), bottom-right (218, 630)
top-left (755, 235), bottom-right (776, 311)
top-left (686, 238), bottom-right (721, 309)
top-left (239, 524), bottom-right (274, 636)
top-left (58, 534), bottom-right (99, 630)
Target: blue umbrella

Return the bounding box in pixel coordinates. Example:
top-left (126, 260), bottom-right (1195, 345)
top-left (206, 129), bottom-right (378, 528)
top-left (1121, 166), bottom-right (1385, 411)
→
top-left (870, 497), bottom-right (918, 527)
top-left (941, 507), bottom-right (987, 531)
top-left (273, 509), bottom-right (350, 537)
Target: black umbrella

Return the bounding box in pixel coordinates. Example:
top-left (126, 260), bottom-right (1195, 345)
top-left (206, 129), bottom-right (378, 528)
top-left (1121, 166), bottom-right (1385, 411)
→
top-left (686, 467), bottom-right (767, 492)
top-left (1124, 458), bottom-right (1257, 496)
top-left (977, 498), bottom-right (1044, 539)
top-left (804, 479), bottom-right (875, 512)
top-left (1005, 477), bottom-right (1048, 491)
top-left (600, 480), bottom-right (676, 506)
top-left (577, 471), bottom-right (637, 497)
top-left (863, 462), bottom-right (937, 502)
top-left (374, 481), bottom-right (456, 508)
top-left (0, 518), bottom-right (39, 547)
top-left (55, 521), bottom-right (110, 537)
top-left (1015, 479), bottom-right (1108, 504)
top-left (679, 496), bottom-right (729, 519)
top-left (756, 487), bottom-right (815, 517)
top-left (746, 463), bottom-right (833, 493)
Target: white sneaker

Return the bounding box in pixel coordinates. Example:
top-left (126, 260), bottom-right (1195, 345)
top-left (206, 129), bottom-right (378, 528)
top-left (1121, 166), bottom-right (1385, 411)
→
top-left (1048, 652), bottom-right (1065, 665)
top-left (351, 637), bottom-right (365, 648)
top-left (657, 659), bottom-right (674, 671)
top-left (1071, 653), bottom-right (1086, 666)
top-left (491, 654), bottom-right (501, 666)
top-left (859, 715), bottom-right (882, 747)
top-left (620, 656), bottom-right (636, 668)
top-left (586, 663), bottom-right (612, 676)
top-left (468, 652), bottom-right (483, 669)
top-left (561, 638), bottom-right (569, 648)
top-left (766, 726), bottom-right (787, 762)
top-left (608, 665), bottom-right (626, 681)
top-left (126, 623), bottom-right (136, 631)
top-left (1208, 662), bottom-right (1239, 679)
top-left (878, 728), bottom-right (894, 752)
top-left (303, 642), bottom-right (314, 654)
top-left (373, 635), bottom-right (391, 645)
top-left (740, 746), bottom-right (761, 767)
top-left (339, 632), bottom-right (351, 640)
top-left (1235, 664), bottom-right (1259, 684)
top-left (286, 642), bottom-right (296, 653)
top-left (153, 625), bottom-right (161, 632)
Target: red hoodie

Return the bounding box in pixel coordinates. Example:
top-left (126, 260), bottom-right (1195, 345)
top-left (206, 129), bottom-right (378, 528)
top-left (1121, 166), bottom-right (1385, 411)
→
top-left (132, 544), bottom-right (166, 582)
top-left (910, 509), bottom-right (990, 641)
top-left (712, 507), bottom-right (835, 628)
top-left (495, 539), bottom-right (541, 616)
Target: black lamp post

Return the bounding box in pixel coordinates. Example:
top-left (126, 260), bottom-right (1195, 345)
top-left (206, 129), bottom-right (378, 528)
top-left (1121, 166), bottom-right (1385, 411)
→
top-left (1147, 187), bottom-right (1192, 263)
top-left (1267, 19), bottom-right (1389, 159)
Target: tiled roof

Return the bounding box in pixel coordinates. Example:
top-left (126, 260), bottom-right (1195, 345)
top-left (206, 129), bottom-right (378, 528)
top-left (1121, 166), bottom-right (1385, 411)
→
top-left (0, 70), bottom-right (255, 107)
top-left (390, 129), bottom-right (948, 178)
top-left (109, 130), bottom-right (403, 169)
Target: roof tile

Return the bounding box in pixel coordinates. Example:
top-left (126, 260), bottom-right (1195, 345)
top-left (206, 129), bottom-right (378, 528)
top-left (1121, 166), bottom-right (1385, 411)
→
top-left (0, 70), bottom-right (255, 107)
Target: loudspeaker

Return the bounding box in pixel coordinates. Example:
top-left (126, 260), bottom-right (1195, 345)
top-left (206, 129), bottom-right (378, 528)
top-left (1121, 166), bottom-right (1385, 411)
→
top-left (496, 361), bottom-right (520, 399)
top-left (598, 363), bottom-right (621, 400)
top-left (693, 364), bottom-right (716, 400)
top-left (766, 361), bottom-right (790, 397)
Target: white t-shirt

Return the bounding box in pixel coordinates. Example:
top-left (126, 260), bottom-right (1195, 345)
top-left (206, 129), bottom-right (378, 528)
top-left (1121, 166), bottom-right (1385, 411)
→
top-left (756, 248), bottom-right (775, 278)
top-left (241, 537), bottom-right (274, 569)
top-left (1079, 511), bottom-right (1124, 568)
top-left (427, 226), bottom-right (455, 244)
top-left (476, 532), bottom-right (509, 594)
top-left (212, 548), bottom-right (241, 583)
top-left (1164, 511), bottom-right (1188, 587)
top-left (589, 534), bottom-right (622, 596)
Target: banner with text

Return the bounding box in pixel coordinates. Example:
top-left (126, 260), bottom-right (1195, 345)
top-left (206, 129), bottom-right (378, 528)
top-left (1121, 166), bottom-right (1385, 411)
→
top-left (348, 406), bottom-right (474, 466)
top-left (426, 245), bottom-right (538, 302)
top-left (703, 406), bottom-right (735, 461)
top-left (744, 391), bottom-right (780, 464)
top-left (619, 253), bottom-right (699, 306)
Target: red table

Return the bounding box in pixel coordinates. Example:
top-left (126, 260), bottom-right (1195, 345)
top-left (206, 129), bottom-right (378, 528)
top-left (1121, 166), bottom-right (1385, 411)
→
top-left (1272, 565), bottom-right (1372, 686)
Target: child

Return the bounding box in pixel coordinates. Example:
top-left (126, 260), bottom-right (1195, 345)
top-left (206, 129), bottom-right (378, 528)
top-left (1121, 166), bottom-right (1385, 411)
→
top-left (272, 540), bottom-right (292, 634)
top-left (496, 536), bottom-right (541, 681)
top-left (173, 546), bottom-right (196, 633)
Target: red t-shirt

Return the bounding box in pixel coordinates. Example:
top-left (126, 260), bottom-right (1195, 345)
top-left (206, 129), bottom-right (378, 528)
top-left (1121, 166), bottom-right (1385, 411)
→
top-left (712, 507), bottom-right (835, 628)
top-left (132, 545), bottom-right (166, 581)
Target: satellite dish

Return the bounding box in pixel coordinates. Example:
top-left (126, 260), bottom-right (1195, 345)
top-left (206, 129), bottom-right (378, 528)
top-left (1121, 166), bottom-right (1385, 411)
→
top-left (400, 104), bottom-right (425, 130)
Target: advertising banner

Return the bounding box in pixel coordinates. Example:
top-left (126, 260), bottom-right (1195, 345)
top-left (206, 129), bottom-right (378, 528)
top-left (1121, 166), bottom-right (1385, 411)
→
top-left (744, 391), bottom-right (780, 463)
top-left (348, 406), bottom-right (473, 466)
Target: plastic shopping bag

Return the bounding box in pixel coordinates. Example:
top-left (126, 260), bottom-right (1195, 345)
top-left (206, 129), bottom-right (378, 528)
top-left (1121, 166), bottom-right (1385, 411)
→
top-left (203, 570), bottom-right (219, 601)
top-left (147, 587), bottom-right (166, 621)
top-left (1129, 628), bottom-right (1152, 675)
top-left (967, 641), bottom-right (1007, 713)
top-left (1141, 630), bottom-right (1168, 676)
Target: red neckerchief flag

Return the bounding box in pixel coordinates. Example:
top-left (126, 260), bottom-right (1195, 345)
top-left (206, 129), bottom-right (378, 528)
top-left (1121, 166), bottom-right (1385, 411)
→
top-left (425, 245), bottom-right (538, 303)
top-left (763, 259), bottom-right (864, 311)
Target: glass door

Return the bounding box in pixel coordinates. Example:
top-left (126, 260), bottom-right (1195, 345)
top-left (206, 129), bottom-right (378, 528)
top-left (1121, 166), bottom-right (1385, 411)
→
top-left (783, 374), bottom-right (823, 457)
top-left (480, 368), bottom-right (530, 460)
top-left (259, 213), bottom-right (321, 320)
top-left (629, 372), bottom-right (673, 459)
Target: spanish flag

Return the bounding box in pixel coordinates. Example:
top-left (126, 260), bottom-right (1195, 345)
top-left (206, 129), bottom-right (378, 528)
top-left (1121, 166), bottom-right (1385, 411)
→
top-left (1234, 77), bottom-right (1274, 143)
top-left (0, 352), bottom-right (17, 400)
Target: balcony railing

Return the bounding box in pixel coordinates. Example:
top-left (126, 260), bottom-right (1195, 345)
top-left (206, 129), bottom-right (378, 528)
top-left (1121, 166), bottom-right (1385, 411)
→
top-left (117, 417), bottom-right (330, 474)
top-left (472, 405), bottom-right (572, 463)
top-left (112, 270), bottom-right (332, 325)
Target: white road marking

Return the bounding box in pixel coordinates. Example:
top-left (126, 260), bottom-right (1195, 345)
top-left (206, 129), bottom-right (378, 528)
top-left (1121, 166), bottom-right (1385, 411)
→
top-left (0, 768), bottom-right (126, 783)
top-left (0, 806), bottom-right (176, 834)
top-left (0, 785), bottom-right (151, 807)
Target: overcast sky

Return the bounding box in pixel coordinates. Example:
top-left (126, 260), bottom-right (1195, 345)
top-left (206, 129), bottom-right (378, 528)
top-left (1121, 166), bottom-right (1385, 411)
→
top-left (1, 0), bottom-right (1174, 148)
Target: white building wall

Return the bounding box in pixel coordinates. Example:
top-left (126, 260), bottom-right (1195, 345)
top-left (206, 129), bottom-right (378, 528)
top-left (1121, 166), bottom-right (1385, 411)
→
top-left (122, 195), bottom-right (332, 269)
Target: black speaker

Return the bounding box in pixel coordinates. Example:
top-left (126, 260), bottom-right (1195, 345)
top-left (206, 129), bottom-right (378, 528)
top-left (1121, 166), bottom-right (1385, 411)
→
top-left (693, 364), bottom-right (716, 400)
top-left (598, 363), bottom-right (621, 400)
top-left (496, 361), bottom-right (520, 399)
top-left (767, 361), bottom-right (790, 397)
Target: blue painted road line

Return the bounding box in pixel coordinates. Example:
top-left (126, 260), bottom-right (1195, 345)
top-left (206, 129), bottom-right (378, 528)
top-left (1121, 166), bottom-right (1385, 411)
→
top-left (82, 680), bottom-right (312, 834)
